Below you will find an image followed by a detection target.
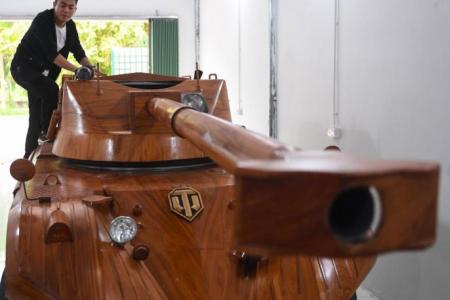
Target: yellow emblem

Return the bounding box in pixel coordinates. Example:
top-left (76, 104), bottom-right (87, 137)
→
top-left (168, 187), bottom-right (204, 222)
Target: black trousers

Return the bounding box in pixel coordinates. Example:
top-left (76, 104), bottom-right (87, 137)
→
top-left (10, 58), bottom-right (58, 158)
top-left (0, 269), bottom-right (5, 300)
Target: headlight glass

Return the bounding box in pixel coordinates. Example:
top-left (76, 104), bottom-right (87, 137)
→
top-left (181, 92), bottom-right (208, 113)
top-left (109, 216), bottom-right (138, 244)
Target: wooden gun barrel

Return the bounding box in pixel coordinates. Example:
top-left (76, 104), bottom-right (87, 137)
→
top-left (147, 97), bottom-right (439, 257)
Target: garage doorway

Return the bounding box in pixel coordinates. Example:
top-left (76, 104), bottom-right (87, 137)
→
top-left (0, 17), bottom-right (178, 270)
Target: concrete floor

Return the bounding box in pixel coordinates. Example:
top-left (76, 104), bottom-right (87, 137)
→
top-left (0, 115), bottom-right (380, 300)
top-left (0, 116), bottom-right (27, 274)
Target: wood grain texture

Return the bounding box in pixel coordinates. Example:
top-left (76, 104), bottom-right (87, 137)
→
top-left (104, 72), bottom-right (187, 82)
top-left (46, 109), bottom-right (60, 141)
top-left (6, 150), bottom-right (374, 299)
top-left (234, 160), bottom-right (438, 256)
top-left (9, 159), bottom-right (36, 182)
top-left (149, 97), bottom-right (293, 172)
top-left (147, 97), bottom-right (439, 256)
top-left (45, 209), bottom-right (73, 243)
top-left (53, 78), bottom-right (230, 162)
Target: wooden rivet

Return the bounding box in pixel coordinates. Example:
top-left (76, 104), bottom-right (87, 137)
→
top-left (228, 200), bottom-right (235, 210)
top-left (324, 145), bottom-right (341, 151)
top-left (133, 204), bottom-right (143, 216)
top-left (133, 244), bottom-right (150, 261)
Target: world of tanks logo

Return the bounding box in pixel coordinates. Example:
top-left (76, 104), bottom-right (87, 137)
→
top-left (168, 187), bottom-right (204, 222)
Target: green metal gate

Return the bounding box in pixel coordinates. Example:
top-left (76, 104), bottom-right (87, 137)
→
top-left (151, 18), bottom-right (179, 76)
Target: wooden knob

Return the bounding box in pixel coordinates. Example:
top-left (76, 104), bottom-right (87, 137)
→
top-left (133, 245), bottom-right (150, 261)
top-left (227, 200), bottom-right (235, 210)
top-left (10, 159), bottom-right (36, 182)
top-left (132, 204), bottom-right (143, 216)
top-left (324, 145), bottom-right (341, 151)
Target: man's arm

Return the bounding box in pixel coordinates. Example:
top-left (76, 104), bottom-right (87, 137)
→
top-left (68, 22), bottom-right (98, 73)
top-left (53, 54), bottom-right (78, 72)
top-left (70, 22), bottom-right (89, 65)
top-left (31, 12), bottom-right (59, 65)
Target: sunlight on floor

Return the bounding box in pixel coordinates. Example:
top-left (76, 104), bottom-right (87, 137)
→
top-left (0, 116), bottom-right (27, 273)
top-left (358, 286), bottom-right (382, 300)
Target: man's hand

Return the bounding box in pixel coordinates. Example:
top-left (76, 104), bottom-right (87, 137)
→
top-left (53, 54), bottom-right (78, 72)
top-left (84, 64), bottom-right (107, 77)
top-left (85, 64), bottom-right (95, 72)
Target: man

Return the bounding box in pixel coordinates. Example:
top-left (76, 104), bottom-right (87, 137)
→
top-left (10, 0), bottom-right (94, 158)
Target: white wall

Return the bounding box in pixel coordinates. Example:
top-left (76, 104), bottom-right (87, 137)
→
top-left (236, 0), bottom-right (270, 132)
top-left (200, 0), bottom-right (240, 121)
top-left (274, 0), bottom-right (450, 299)
top-left (0, 0), bottom-right (196, 77)
top-left (278, 0), bottom-right (335, 149)
top-left (200, 0), bottom-right (269, 130)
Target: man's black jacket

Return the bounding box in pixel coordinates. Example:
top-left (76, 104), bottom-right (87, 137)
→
top-left (13, 9), bottom-right (86, 80)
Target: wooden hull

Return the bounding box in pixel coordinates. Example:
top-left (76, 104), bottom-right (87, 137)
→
top-left (6, 144), bottom-right (375, 300)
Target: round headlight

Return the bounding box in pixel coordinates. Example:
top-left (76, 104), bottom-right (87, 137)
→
top-left (181, 92), bottom-right (208, 113)
top-left (75, 66), bottom-right (94, 80)
top-left (109, 216), bottom-right (138, 245)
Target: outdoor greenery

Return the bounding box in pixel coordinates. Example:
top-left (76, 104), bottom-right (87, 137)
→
top-left (0, 21), bottom-right (30, 114)
top-left (0, 20), bottom-right (149, 115)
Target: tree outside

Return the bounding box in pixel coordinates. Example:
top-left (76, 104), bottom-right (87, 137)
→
top-left (0, 20), bottom-right (149, 115)
top-left (0, 21), bottom-right (30, 114)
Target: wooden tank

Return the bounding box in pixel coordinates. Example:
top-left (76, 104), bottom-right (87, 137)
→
top-left (4, 72), bottom-right (439, 300)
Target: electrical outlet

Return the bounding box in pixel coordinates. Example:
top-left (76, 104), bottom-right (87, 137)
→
top-left (327, 127), bottom-right (342, 139)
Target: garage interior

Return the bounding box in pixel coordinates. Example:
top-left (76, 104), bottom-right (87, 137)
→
top-left (0, 1), bottom-right (449, 299)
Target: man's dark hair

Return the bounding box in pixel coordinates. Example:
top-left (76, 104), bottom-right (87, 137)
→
top-left (55, 0), bottom-right (79, 3)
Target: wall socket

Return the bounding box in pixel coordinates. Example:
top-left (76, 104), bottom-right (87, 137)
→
top-left (327, 127), bottom-right (342, 139)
